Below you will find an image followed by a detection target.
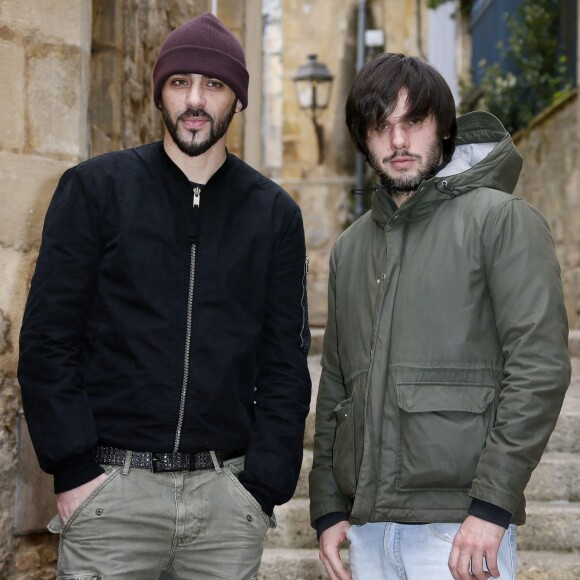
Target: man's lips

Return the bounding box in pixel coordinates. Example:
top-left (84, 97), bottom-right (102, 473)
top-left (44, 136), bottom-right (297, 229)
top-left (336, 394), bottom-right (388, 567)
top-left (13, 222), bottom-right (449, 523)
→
top-left (181, 116), bottom-right (209, 129)
top-left (389, 156), bottom-right (416, 170)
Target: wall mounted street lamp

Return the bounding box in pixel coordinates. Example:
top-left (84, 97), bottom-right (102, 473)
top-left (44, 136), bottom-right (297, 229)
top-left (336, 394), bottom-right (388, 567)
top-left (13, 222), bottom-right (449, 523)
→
top-left (293, 54), bottom-right (334, 164)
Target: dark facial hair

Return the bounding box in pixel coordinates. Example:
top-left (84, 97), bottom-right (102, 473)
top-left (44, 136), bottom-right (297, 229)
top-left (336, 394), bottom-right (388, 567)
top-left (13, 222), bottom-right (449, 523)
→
top-left (369, 139), bottom-right (443, 197)
top-left (161, 100), bottom-right (237, 157)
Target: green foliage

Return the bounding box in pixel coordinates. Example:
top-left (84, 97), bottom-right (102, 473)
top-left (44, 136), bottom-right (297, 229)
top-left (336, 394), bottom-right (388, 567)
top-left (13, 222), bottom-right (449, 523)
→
top-left (427, 0), bottom-right (473, 12)
top-left (462, 0), bottom-right (573, 133)
top-left (427, 0), bottom-right (452, 7)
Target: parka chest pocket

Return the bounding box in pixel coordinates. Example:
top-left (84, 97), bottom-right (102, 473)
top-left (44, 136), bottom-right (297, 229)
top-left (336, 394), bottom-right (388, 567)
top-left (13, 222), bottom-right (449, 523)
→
top-left (395, 382), bottom-right (496, 491)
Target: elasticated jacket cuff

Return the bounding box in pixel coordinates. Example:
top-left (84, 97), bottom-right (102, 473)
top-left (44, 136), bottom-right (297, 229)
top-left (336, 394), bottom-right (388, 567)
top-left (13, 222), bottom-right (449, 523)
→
top-left (468, 498), bottom-right (512, 529)
top-left (315, 511), bottom-right (349, 541)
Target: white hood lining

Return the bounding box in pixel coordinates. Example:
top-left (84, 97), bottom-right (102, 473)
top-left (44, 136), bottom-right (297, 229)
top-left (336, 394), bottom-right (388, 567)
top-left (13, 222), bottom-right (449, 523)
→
top-left (437, 142), bottom-right (497, 178)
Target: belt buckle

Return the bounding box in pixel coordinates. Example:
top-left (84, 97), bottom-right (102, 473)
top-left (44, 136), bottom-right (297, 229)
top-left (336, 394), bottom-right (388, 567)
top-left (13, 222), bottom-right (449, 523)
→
top-left (151, 452), bottom-right (190, 472)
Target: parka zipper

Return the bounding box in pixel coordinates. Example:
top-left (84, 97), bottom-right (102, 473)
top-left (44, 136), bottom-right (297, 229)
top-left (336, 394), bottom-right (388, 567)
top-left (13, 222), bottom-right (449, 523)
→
top-left (173, 186), bottom-right (201, 453)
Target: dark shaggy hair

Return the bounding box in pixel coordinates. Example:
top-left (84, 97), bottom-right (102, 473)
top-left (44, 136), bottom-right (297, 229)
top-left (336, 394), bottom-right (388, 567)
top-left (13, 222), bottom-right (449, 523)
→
top-left (345, 53), bottom-right (457, 161)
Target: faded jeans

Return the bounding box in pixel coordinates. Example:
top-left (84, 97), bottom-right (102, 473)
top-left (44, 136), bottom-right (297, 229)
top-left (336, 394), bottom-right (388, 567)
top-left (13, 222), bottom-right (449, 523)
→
top-left (48, 455), bottom-right (275, 579)
top-left (348, 521), bottom-right (517, 580)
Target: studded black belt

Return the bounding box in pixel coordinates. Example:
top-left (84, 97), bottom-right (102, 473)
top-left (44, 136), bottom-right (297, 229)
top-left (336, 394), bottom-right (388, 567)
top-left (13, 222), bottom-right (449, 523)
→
top-left (95, 446), bottom-right (243, 473)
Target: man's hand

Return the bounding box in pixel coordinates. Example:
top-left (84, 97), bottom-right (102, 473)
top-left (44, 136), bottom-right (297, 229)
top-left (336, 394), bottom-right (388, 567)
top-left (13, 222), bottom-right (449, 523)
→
top-left (319, 520), bottom-right (352, 580)
top-left (56, 473), bottom-right (109, 524)
top-left (448, 515), bottom-right (506, 580)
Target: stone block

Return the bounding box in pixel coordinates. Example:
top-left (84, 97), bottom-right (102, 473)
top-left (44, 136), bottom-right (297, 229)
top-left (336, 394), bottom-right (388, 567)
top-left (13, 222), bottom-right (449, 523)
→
top-left (0, 40), bottom-right (25, 151)
top-left (295, 449), bottom-right (313, 499)
top-left (28, 53), bottom-right (89, 158)
top-left (260, 548), bottom-right (329, 579)
top-left (0, 0), bottom-right (91, 47)
top-left (518, 501), bottom-right (580, 552)
top-left (518, 551), bottom-right (580, 580)
top-left (266, 498), bottom-right (317, 549)
top-left (0, 152), bottom-right (73, 249)
top-left (569, 330), bottom-right (580, 357)
top-left (527, 452), bottom-right (580, 502)
top-left (304, 355), bottom-right (322, 450)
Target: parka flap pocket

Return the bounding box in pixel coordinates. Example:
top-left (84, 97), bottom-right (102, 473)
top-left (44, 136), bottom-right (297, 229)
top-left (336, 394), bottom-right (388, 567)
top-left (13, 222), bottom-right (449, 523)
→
top-left (396, 384), bottom-right (495, 414)
top-left (395, 380), bottom-right (497, 492)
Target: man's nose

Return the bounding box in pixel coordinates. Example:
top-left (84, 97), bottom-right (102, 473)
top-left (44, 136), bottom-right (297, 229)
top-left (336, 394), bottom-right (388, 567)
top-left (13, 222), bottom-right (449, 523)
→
top-left (390, 124), bottom-right (409, 150)
top-left (185, 82), bottom-right (206, 109)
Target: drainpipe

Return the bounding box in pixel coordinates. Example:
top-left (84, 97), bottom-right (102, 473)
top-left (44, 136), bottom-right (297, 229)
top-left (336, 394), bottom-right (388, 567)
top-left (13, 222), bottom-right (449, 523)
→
top-left (353, 0), bottom-right (366, 219)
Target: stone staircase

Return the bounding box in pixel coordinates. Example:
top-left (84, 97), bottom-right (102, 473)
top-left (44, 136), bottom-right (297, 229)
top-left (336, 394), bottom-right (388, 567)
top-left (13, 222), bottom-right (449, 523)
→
top-left (260, 330), bottom-right (580, 579)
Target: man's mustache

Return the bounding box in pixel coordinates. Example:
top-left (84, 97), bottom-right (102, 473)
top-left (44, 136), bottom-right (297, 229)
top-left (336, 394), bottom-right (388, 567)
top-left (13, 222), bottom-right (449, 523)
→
top-left (385, 151), bottom-right (421, 162)
top-left (179, 109), bottom-right (213, 122)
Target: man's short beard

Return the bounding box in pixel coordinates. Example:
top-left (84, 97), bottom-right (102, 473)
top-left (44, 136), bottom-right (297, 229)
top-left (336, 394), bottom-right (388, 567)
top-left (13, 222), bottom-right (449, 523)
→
top-left (370, 140), bottom-right (443, 198)
top-left (161, 101), bottom-right (237, 157)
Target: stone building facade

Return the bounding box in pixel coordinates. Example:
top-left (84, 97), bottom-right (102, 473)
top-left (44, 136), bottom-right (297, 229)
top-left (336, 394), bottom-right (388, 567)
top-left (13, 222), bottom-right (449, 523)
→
top-left (512, 92), bottom-right (580, 329)
top-left (0, 0), bottom-right (578, 577)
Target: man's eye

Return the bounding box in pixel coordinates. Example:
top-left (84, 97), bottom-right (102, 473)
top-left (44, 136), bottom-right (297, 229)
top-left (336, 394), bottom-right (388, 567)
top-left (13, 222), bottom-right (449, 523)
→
top-left (172, 79), bottom-right (188, 86)
top-left (207, 81), bottom-right (224, 88)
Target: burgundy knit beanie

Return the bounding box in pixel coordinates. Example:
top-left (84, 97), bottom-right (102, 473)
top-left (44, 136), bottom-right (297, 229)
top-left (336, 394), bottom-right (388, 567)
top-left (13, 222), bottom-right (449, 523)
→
top-left (153, 12), bottom-right (249, 110)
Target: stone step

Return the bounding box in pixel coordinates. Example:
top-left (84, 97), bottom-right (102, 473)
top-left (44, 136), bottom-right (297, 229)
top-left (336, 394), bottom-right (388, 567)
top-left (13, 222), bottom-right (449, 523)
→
top-left (294, 449), bottom-right (312, 499)
top-left (260, 548), bottom-right (580, 580)
top-left (309, 327), bottom-right (325, 356)
top-left (305, 357), bottom-right (580, 453)
top-left (546, 357), bottom-right (580, 453)
top-left (517, 501), bottom-right (580, 553)
top-left (260, 548), bottom-right (327, 580)
top-left (267, 499), bottom-right (316, 550)
top-left (295, 449), bottom-right (580, 503)
top-left (526, 452), bottom-right (580, 502)
top-left (569, 329), bottom-right (580, 358)
top-left (518, 550), bottom-right (580, 580)
top-left (310, 331), bottom-right (580, 358)
top-left (269, 497), bottom-right (580, 553)
top-left (304, 355), bottom-right (321, 451)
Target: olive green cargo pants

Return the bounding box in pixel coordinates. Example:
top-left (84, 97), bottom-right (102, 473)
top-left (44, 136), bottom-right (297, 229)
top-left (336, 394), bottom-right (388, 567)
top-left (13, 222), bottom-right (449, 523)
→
top-left (48, 455), bottom-right (275, 579)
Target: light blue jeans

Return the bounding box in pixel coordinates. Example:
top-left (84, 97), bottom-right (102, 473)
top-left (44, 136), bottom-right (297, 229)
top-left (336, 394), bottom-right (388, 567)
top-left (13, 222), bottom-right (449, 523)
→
top-left (348, 522), bottom-right (517, 580)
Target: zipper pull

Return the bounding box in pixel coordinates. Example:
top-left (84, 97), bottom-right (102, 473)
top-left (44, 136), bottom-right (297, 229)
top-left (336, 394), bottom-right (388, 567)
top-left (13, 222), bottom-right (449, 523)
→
top-left (193, 186), bottom-right (201, 207)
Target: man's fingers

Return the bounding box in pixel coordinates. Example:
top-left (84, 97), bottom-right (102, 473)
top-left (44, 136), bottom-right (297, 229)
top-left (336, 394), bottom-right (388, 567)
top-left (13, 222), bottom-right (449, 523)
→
top-left (320, 548), bottom-right (351, 580)
top-left (320, 546), bottom-right (351, 580)
top-left (319, 521), bottom-right (352, 580)
top-left (469, 548), bottom-right (492, 580)
top-left (448, 544), bottom-right (461, 580)
top-left (484, 551), bottom-right (501, 578)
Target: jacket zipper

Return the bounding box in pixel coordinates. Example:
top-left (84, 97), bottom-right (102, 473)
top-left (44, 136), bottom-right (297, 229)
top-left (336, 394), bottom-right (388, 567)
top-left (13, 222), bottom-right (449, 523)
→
top-left (173, 186), bottom-right (201, 453)
top-left (300, 257), bottom-right (310, 352)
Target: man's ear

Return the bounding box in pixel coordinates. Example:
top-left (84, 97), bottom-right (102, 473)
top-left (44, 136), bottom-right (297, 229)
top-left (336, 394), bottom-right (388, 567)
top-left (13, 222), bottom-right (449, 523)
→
top-left (235, 99), bottom-right (243, 113)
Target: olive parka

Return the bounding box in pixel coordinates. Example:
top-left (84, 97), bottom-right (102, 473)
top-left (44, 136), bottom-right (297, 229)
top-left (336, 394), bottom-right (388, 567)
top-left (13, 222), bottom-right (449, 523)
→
top-left (309, 111), bottom-right (571, 527)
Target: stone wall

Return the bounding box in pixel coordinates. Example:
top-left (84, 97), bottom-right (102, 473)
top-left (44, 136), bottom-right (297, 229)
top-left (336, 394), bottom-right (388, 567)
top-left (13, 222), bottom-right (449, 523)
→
top-left (512, 92), bottom-right (580, 329)
top-left (0, 0), bottom-right (92, 575)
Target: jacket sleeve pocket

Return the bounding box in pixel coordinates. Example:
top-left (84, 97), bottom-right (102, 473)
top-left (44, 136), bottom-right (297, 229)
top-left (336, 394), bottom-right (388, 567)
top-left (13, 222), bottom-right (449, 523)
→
top-left (329, 398), bottom-right (357, 497)
top-left (395, 382), bottom-right (495, 491)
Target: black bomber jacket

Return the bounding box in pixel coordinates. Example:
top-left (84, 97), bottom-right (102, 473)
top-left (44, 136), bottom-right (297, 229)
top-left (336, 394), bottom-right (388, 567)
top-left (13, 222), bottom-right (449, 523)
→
top-left (18, 142), bottom-right (311, 515)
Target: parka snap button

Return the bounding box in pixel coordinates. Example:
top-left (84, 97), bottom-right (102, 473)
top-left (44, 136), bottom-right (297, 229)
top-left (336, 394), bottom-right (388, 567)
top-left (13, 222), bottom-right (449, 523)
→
top-left (246, 514), bottom-right (253, 522)
top-left (95, 508), bottom-right (103, 516)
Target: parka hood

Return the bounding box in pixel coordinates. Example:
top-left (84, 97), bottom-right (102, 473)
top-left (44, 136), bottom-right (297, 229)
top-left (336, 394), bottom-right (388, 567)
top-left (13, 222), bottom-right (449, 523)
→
top-left (440, 110), bottom-right (523, 195)
top-left (371, 111), bottom-right (523, 226)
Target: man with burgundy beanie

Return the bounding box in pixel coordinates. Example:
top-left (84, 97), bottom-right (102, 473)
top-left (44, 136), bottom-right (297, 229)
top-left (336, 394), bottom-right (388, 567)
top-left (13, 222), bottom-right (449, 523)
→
top-left (19, 12), bottom-right (311, 580)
